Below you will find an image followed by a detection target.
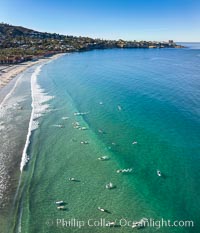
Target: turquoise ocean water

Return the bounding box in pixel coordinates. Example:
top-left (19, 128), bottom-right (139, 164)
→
top-left (7, 46), bottom-right (200, 232)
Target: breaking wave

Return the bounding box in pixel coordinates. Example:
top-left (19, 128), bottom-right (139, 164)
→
top-left (20, 65), bottom-right (53, 172)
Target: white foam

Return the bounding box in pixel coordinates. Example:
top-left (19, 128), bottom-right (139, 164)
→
top-left (20, 65), bottom-right (54, 172)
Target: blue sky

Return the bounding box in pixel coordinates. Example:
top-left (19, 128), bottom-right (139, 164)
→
top-left (0, 0), bottom-right (199, 41)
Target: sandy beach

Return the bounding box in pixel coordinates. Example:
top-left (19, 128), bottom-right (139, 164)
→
top-left (0, 53), bottom-right (64, 90)
top-left (0, 53), bottom-right (65, 232)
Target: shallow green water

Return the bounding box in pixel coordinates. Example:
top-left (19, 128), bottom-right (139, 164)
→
top-left (14, 48), bottom-right (200, 232)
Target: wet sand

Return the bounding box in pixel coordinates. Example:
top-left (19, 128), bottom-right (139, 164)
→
top-left (0, 54), bottom-right (64, 90)
top-left (0, 53), bottom-right (65, 232)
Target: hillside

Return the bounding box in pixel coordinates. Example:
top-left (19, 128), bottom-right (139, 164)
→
top-left (0, 23), bottom-right (182, 64)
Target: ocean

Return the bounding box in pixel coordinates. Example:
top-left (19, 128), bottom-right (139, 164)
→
top-left (0, 45), bottom-right (200, 233)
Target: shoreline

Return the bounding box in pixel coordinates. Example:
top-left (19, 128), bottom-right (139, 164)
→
top-left (0, 53), bottom-right (65, 100)
top-left (0, 68), bottom-right (33, 233)
top-left (0, 53), bottom-right (65, 232)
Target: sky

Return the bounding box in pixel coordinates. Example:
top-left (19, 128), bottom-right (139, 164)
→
top-left (0, 0), bottom-right (200, 42)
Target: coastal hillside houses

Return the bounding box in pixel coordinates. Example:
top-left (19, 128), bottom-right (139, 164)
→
top-left (0, 23), bottom-right (184, 64)
top-left (0, 51), bottom-right (57, 64)
top-left (0, 55), bottom-right (33, 64)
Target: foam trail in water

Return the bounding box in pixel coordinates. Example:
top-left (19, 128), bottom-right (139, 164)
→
top-left (20, 65), bottom-right (53, 172)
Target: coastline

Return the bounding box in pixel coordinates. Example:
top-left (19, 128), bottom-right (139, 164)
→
top-left (0, 53), bottom-right (65, 233)
top-left (0, 53), bottom-right (64, 97)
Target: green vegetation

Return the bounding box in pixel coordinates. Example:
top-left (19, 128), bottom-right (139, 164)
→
top-left (0, 23), bottom-right (183, 64)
